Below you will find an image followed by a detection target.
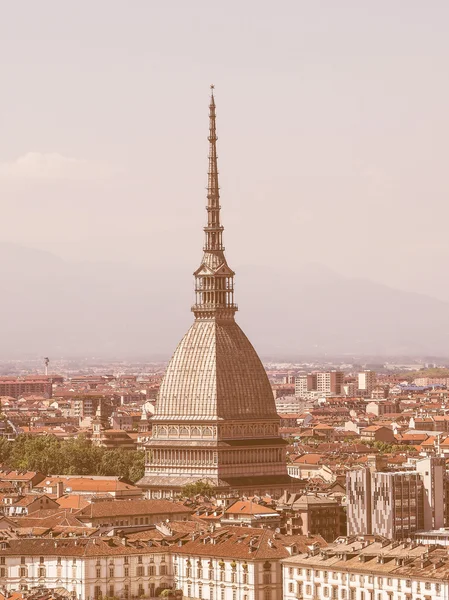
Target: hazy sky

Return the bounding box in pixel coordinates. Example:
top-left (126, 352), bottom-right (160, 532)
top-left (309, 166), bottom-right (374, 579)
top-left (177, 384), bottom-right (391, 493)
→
top-left (2, 1), bottom-right (449, 299)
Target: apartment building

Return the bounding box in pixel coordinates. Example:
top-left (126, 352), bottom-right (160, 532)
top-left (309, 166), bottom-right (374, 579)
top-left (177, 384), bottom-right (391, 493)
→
top-left (0, 537), bottom-right (171, 599)
top-left (295, 372), bottom-right (344, 398)
top-left (357, 371), bottom-right (376, 398)
top-left (346, 457), bottom-right (445, 539)
top-left (282, 538), bottom-right (447, 600)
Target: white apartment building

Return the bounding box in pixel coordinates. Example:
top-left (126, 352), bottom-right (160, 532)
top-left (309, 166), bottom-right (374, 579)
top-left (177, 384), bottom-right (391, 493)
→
top-left (0, 537), bottom-right (171, 600)
top-left (282, 538), bottom-right (447, 600)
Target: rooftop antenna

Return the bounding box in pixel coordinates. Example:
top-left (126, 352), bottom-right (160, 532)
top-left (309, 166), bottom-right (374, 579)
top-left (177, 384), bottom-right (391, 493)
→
top-left (44, 357), bottom-right (50, 376)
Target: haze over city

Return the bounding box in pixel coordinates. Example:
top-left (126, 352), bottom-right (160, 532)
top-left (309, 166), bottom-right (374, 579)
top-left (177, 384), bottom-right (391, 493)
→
top-left (2, 1), bottom-right (449, 357)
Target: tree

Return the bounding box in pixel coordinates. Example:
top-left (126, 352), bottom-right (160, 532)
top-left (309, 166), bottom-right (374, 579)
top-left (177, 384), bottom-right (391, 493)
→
top-left (1, 434), bottom-right (145, 483)
top-left (181, 480), bottom-right (216, 498)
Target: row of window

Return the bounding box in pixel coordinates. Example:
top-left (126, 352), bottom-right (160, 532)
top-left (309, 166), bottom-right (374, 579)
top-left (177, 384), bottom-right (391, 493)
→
top-left (94, 581), bottom-right (170, 599)
top-left (186, 584), bottom-right (270, 600)
top-left (96, 565), bottom-right (168, 578)
top-left (286, 581), bottom-right (441, 598)
top-left (289, 568), bottom-right (438, 590)
top-left (183, 569), bottom-right (254, 584)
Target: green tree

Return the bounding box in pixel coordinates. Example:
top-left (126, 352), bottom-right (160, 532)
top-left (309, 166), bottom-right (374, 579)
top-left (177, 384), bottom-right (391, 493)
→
top-left (181, 480), bottom-right (216, 498)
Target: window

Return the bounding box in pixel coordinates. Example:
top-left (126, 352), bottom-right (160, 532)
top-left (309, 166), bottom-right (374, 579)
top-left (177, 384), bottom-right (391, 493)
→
top-left (436, 584), bottom-right (441, 594)
top-left (0, 568), bottom-right (6, 578)
top-left (406, 581), bottom-right (411, 588)
top-left (210, 569), bottom-right (214, 580)
top-left (243, 574), bottom-right (248, 585)
top-left (210, 588), bottom-right (214, 600)
top-left (425, 583), bottom-right (431, 591)
top-left (125, 567), bottom-right (129, 577)
top-left (332, 587), bottom-right (338, 600)
top-left (288, 583), bottom-right (294, 593)
top-left (342, 590), bottom-right (347, 600)
top-left (263, 573), bottom-right (271, 585)
top-left (21, 557), bottom-right (26, 565)
top-left (188, 586), bottom-right (192, 598)
top-left (137, 566), bottom-right (145, 577)
top-left (221, 588), bottom-right (225, 600)
top-left (19, 567), bottom-right (27, 577)
top-left (387, 579), bottom-right (392, 586)
top-left (38, 567), bottom-right (46, 578)
top-left (324, 589), bottom-right (329, 598)
top-left (160, 564), bottom-right (167, 576)
top-left (264, 589), bottom-right (271, 600)
top-left (350, 589), bottom-right (356, 600)
top-left (306, 586), bottom-right (311, 595)
top-left (94, 586), bottom-right (101, 599)
top-left (124, 557), bottom-right (129, 565)
top-left (96, 568), bottom-right (101, 579)
top-left (109, 568), bottom-right (114, 578)
top-left (109, 586), bottom-right (114, 598)
top-left (124, 584), bottom-right (129, 599)
top-left (199, 584), bottom-right (203, 600)
top-left (138, 584), bottom-right (144, 597)
top-left (138, 556), bottom-right (143, 564)
top-left (40, 556), bottom-right (44, 564)
top-left (0, 558), bottom-right (4, 566)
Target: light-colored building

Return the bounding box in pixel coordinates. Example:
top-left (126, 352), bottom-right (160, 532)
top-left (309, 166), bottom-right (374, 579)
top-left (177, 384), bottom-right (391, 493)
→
top-left (282, 538), bottom-right (448, 600)
top-left (174, 526), bottom-right (289, 600)
top-left (0, 537), bottom-right (172, 600)
top-left (295, 372), bottom-right (344, 398)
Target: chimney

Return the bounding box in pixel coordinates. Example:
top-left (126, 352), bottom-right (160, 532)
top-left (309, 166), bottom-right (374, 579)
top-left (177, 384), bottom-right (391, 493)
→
top-left (55, 481), bottom-right (64, 499)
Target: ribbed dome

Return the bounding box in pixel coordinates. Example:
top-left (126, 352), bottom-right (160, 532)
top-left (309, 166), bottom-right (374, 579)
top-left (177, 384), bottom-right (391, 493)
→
top-left (155, 319), bottom-right (278, 421)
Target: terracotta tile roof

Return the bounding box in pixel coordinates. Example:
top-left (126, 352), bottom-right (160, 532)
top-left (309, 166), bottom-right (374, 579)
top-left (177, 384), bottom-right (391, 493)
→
top-left (76, 499), bottom-right (193, 519)
top-left (293, 454), bottom-right (324, 465)
top-left (56, 495), bottom-right (90, 510)
top-left (225, 501), bottom-right (279, 516)
top-left (35, 477), bottom-right (139, 493)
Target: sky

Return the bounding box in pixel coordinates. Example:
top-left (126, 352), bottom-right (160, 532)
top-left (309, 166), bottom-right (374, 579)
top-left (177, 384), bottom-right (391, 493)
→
top-left (1, 1), bottom-right (449, 300)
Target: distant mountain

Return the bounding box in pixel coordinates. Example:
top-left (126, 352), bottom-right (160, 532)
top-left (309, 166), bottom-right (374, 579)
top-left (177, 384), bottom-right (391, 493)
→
top-left (0, 243), bottom-right (448, 358)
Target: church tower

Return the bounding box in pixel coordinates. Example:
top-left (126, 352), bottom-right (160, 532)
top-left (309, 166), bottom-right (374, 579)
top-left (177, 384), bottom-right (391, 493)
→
top-left (137, 88), bottom-right (294, 498)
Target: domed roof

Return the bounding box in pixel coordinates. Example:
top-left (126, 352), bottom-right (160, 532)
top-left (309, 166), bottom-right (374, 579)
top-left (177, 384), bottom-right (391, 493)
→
top-left (155, 319), bottom-right (278, 421)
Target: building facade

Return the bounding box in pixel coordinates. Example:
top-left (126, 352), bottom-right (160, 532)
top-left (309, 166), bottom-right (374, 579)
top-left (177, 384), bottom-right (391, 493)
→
top-left (346, 457), bottom-right (445, 539)
top-left (282, 538), bottom-right (448, 600)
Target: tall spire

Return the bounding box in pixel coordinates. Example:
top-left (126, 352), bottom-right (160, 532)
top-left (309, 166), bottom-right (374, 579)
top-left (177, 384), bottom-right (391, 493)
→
top-left (205, 84), bottom-right (223, 252)
top-left (192, 86), bottom-right (237, 320)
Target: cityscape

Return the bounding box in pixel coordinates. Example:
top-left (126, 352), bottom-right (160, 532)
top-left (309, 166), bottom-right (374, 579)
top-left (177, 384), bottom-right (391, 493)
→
top-left (2, 3), bottom-right (449, 600)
